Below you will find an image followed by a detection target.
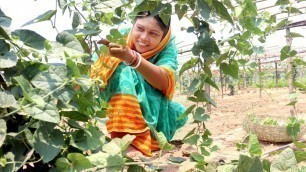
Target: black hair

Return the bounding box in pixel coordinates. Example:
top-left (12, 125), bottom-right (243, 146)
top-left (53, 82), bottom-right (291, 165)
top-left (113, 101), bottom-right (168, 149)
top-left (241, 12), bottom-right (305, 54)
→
top-left (134, 11), bottom-right (170, 34)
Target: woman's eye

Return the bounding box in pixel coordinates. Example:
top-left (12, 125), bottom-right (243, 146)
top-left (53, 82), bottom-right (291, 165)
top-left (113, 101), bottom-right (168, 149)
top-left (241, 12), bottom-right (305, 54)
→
top-left (151, 32), bottom-right (158, 36)
top-left (137, 27), bottom-right (144, 31)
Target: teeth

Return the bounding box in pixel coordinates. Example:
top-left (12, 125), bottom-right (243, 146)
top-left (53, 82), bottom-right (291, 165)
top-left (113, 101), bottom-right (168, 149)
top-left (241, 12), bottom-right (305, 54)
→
top-left (138, 42), bottom-right (147, 46)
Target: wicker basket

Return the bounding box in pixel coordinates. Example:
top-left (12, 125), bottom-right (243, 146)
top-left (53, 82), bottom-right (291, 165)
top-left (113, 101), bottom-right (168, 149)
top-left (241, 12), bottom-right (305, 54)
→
top-left (243, 115), bottom-right (306, 143)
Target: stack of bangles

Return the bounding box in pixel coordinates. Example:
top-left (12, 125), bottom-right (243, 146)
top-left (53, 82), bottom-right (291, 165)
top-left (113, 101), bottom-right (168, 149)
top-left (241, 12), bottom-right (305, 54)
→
top-left (123, 50), bottom-right (142, 69)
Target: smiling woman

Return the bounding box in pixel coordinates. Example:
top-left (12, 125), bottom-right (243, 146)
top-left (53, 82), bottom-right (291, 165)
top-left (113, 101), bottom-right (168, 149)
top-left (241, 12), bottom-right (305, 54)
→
top-left (90, 11), bottom-right (188, 157)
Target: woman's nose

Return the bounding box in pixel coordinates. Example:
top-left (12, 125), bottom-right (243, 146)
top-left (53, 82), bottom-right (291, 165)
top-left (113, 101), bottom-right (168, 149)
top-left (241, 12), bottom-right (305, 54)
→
top-left (140, 32), bottom-right (149, 41)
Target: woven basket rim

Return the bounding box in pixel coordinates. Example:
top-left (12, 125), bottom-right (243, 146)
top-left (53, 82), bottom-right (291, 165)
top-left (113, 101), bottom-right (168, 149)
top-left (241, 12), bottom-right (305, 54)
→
top-left (243, 114), bottom-right (306, 142)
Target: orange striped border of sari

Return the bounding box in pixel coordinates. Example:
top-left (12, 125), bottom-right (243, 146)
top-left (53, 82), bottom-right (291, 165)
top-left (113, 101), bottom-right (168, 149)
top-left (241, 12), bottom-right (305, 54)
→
top-left (161, 66), bottom-right (175, 100)
top-left (131, 130), bottom-right (160, 156)
top-left (90, 55), bottom-right (121, 85)
top-left (106, 94), bottom-right (149, 133)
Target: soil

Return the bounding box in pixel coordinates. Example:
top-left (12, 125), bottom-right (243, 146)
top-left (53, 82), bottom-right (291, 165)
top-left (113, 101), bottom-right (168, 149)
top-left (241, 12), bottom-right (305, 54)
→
top-left (146, 87), bottom-right (306, 171)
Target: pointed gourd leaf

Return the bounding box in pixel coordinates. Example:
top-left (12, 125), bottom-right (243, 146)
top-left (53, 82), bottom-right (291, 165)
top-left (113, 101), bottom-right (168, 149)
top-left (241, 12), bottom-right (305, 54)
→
top-left (237, 155), bottom-right (263, 171)
top-left (31, 65), bottom-right (67, 92)
top-left (175, 4), bottom-right (188, 20)
top-left (67, 153), bottom-right (92, 171)
top-left (290, 32), bottom-right (304, 38)
top-left (72, 12), bottom-right (81, 29)
top-left (87, 152), bottom-right (123, 168)
top-left (0, 91), bottom-right (18, 108)
top-left (177, 104), bottom-right (196, 120)
top-left (271, 148), bottom-right (298, 171)
top-left (248, 134), bottom-right (262, 157)
top-left (197, 0), bottom-right (211, 19)
top-left (70, 126), bottom-right (105, 151)
top-left (23, 102), bottom-right (60, 123)
top-left (220, 61), bottom-right (239, 79)
top-left (0, 39), bottom-right (9, 53)
top-left (183, 134), bottom-right (200, 145)
top-left (0, 119), bottom-right (6, 147)
top-left (152, 130), bottom-right (174, 151)
top-left (112, 134), bottom-right (136, 151)
top-left (22, 10), bottom-right (57, 27)
top-left (55, 157), bottom-right (71, 172)
top-left (56, 31), bottom-right (83, 52)
top-left (211, 0), bottom-right (234, 25)
top-left (187, 78), bottom-right (201, 95)
top-left (179, 58), bottom-right (198, 76)
top-left (294, 151), bottom-right (306, 163)
top-left (33, 127), bottom-right (64, 162)
top-left (275, 0), bottom-right (290, 5)
top-left (0, 26), bottom-right (11, 40)
top-left (12, 29), bottom-right (46, 50)
top-left (0, 51), bottom-right (17, 68)
top-left (0, 9), bottom-right (12, 28)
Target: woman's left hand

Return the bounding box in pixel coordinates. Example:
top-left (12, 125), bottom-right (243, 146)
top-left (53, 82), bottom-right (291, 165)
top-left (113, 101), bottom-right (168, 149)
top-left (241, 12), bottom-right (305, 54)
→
top-left (108, 43), bottom-right (135, 63)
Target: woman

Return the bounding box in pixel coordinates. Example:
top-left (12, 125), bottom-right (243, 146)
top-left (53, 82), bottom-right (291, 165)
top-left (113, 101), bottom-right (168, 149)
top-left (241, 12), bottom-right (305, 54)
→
top-left (91, 11), bottom-right (187, 157)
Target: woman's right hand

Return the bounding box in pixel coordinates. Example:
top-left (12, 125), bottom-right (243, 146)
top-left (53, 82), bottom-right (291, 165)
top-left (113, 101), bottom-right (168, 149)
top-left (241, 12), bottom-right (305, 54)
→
top-left (108, 43), bottom-right (135, 63)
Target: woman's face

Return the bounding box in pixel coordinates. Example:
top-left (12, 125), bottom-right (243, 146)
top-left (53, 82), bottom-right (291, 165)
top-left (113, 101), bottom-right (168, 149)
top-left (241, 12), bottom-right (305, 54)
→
top-left (131, 17), bottom-right (164, 53)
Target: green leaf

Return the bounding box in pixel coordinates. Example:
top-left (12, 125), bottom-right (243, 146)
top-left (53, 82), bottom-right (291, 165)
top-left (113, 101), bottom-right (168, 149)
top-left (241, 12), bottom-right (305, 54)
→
top-left (187, 78), bottom-right (201, 95)
top-left (0, 51), bottom-right (17, 68)
top-left (0, 39), bottom-right (9, 53)
top-left (12, 29), bottom-right (46, 50)
top-left (70, 126), bottom-right (105, 151)
top-left (289, 32), bottom-right (304, 38)
top-left (237, 155), bottom-right (263, 172)
top-left (87, 152), bottom-right (123, 168)
top-left (211, 0), bottom-right (233, 24)
top-left (33, 127), bottom-right (64, 163)
top-left (22, 10), bottom-right (57, 27)
top-left (154, 131), bottom-right (174, 150)
top-left (72, 12), bottom-right (81, 29)
top-left (205, 76), bottom-right (219, 90)
top-left (248, 134), bottom-right (262, 157)
top-left (56, 31), bottom-right (84, 52)
top-left (31, 65), bottom-right (67, 91)
top-left (271, 148), bottom-right (298, 171)
top-left (199, 33), bottom-right (220, 59)
top-left (55, 158), bottom-right (71, 172)
top-left (197, 0), bottom-right (211, 19)
top-left (179, 58), bottom-right (198, 76)
top-left (0, 91), bottom-right (18, 108)
top-left (175, 4), bottom-right (188, 20)
top-left (183, 134), bottom-right (200, 145)
top-left (220, 60), bottom-right (239, 79)
top-left (0, 26), bottom-right (11, 40)
top-left (177, 104), bottom-right (196, 120)
top-left (67, 153), bottom-right (92, 171)
top-left (190, 152), bottom-right (204, 162)
top-left (294, 151), bottom-right (306, 163)
top-left (60, 111), bottom-right (89, 121)
top-left (294, 81), bottom-right (306, 90)
top-left (293, 141), bottom-right (306, 149)
top-left (167, 156), bottom-right (186, 163)
top-left (23, 102), bottom-right (60, 123)
top-left (112, 134), bottom-right (136, 152)
top-left (0, 9), bottom-right (12, 27)
top-left (127, 165), bottom-right (146, 172)
top-left (287, 122), bottom-right (300, 140)
top-left (0, 119), bottom-right (6, 147)
top-left (275, 0), bottom-right (290, 5)
top-left (193, 107), bottom-right (210, 122)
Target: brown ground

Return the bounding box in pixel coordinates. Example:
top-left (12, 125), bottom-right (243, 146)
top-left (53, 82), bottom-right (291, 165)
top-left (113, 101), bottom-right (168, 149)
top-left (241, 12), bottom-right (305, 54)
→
top-left (146, 87), bottom-right (306, 171)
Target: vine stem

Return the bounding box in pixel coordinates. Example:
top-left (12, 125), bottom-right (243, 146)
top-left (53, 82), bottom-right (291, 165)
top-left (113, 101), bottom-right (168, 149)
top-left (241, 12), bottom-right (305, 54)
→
top-left (1, 80), bottom-right (69, 118)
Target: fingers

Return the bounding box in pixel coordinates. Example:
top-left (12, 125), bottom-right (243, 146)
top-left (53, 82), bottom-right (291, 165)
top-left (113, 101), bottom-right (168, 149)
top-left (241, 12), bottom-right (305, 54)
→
top-left (97, 38), bottom-right (110, 46)
top-left (108, 43), bottom-right (126, 54)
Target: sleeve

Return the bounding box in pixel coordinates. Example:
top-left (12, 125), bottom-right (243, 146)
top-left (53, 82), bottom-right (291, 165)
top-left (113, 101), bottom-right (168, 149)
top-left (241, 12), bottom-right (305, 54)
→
top-left (155, 36), bottom-right (178, 100)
